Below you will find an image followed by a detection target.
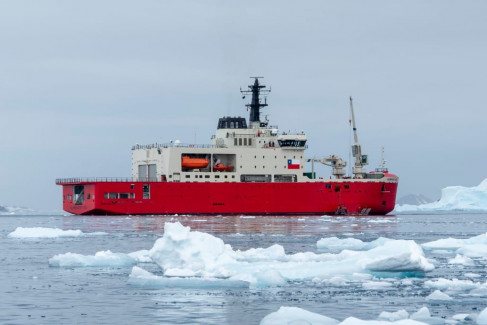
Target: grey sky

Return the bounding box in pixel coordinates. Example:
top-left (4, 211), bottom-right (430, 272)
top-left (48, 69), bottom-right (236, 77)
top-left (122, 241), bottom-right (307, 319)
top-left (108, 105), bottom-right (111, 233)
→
top-left (1, 1), bottom-right (486, 211)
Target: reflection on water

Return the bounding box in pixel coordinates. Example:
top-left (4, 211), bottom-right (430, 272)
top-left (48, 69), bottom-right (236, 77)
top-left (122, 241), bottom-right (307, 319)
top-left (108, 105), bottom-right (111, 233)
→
top-left (62, 214), bottom-right (398, 237)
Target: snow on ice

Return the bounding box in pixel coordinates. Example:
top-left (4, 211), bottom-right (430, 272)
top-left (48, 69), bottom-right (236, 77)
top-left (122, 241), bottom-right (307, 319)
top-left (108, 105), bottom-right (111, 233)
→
top-left (422, 231), bottom-right (487, 258)
top-left (49, 250), bottom-right (137, 267)
top-left (395, 178), bottom-right (487, 212)
top-left (259, 306), bottom-right (448, 325)
top-left (8, 227), bottom-right (107, 238)
top-left (141, 222), bottom-right (433, 288)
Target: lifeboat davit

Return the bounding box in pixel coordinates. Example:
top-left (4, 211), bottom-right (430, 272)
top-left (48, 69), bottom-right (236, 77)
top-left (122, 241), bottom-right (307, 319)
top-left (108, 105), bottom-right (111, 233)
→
top-left (213, 163), bottom-right (234, 172)
top-left (181, 156), bottom-right (209, 169)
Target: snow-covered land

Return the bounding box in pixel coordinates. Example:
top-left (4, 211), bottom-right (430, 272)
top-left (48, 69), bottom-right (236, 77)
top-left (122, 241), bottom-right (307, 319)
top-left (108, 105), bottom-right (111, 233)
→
top-left (8, 227), bottom-right (107, 238)
top-left (395, 179), bottom-right (487, 212)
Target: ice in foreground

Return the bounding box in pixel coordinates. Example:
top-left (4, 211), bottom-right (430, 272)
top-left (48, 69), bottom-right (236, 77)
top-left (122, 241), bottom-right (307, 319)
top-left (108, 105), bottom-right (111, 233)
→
top-left (8, 227), bottom-right (106, 238)
top-left (49, 251), bottom-right (137, 267)
top-left (422, 231), bottom-right (487, 258)
top-left (395, 178), bottom-right (487, 212)
top-left (260, 307), bottom-right (432, 324)
top-left (143, 222), bottom-right (433, 287)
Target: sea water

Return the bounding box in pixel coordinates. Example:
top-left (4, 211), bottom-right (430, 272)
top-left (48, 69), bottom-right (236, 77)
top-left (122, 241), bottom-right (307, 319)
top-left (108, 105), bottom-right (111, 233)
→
top-left (1, 213), bottom-right (487, 324)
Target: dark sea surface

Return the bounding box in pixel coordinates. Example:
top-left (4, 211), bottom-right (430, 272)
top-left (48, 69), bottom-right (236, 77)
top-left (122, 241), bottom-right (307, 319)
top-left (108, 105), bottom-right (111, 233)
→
top-left (1, 213), bottom-right (487, 324)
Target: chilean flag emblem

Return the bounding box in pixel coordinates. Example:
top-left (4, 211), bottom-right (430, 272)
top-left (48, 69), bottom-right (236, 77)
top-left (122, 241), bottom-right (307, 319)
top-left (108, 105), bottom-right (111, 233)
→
top-left (287, 159), bottom-right (300, 169)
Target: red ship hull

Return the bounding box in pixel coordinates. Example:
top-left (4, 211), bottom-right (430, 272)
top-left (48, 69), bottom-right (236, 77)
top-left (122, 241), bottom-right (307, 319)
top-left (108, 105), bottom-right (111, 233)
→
top-left (57, 180), bottom-right (398, 216)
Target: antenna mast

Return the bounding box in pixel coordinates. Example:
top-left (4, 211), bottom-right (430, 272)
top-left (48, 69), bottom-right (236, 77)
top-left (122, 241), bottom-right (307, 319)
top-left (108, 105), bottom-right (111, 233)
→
top-left (240, 77), bottom-right (271, 127)
top-left (349, 96), bottom-right (368, 178)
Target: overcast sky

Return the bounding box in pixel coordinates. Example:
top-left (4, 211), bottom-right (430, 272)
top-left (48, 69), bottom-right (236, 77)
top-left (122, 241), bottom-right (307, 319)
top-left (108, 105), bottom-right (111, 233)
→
top-left (1, 0), bottom-right (486, 211)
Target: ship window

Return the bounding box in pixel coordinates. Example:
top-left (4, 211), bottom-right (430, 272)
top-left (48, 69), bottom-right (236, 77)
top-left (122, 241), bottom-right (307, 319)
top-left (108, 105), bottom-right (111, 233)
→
top-left (344, 184), bottom-right (350, 189)
top-left (244, 138), bottom-right (247, 146)
top-left (104, 193), bottom-right (109, 199)
top-left (224, 175), bottom-right (228, 178)
top-left (185, 175), bottom-right (190, 178)
top-left (143, 184), bottom-right (150, 199)
top-left (120, 193), bottom-right (129, 199)
top-left (325, 184), bottom-right (332, 189)
top-left (87, 194), bottom-right (91, 199)
top-left (67, 194), bottom-right (72, 201)
top-left (234, 138), bottom-right (237, 146)
top-left (249, 138), bottom-right (252, 146)
top-left (215, 175), bottom-right (220, 179)
top-left (382, 200), bottom-right (386, 206)
top-left (205, 175), bottom-right (210, 178)
top-left (169, 175), bottom-right (172, 178)
top-left (131, 184), bottom-right (135, 190)
top-left (232, 175), bottom-right (235, 178)
top-left (130, 193), bottom-right (135, 199)
top-left (239, 138), bottom-right (242, 146)
top-left (109, 193), bottom-right (119, 199)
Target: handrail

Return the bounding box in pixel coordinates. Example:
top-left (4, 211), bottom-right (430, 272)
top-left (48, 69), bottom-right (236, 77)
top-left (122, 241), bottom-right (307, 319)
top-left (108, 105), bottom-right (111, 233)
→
top-left (56, 177), bottom-right (163, 184)
top-left (131, 143), bottom-right (218, 150)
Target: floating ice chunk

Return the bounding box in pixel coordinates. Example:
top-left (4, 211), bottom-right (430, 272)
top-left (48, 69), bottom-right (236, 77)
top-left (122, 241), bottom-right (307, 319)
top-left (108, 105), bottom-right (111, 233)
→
top-left (363, 240), bottom-right (434, 272)
top-left (457, 244), bottom-right (487, 258)
top-left (128, 266), bottom-right (248, 289)
top-left (128, 250), bottom-right (152, 263)
top-left (49, 250), bottom-right (136, 267)
top-left (425, 290), bottom-right (452, 301)
top-left (340, 318), bottom-right (427, 324)
top-left (452, 313), bottom-right (470, 321)
top-left (424, 278), bottom-right (480, 292)
top-left (465, 273), bottom-right (481, 278)
top-left (8, 227), bottom-right (106, 238)
top-left (149, 222), bottom-right (236, 275)
top-left (260, 306), bottom-right (339, 325)
top-left (448, 254), bottom-right (474, 266)
top-left (422, 233), bottom-right (487, 251)
top-left (477, 307), bottom-right (487, 325)
top-left (317, 237), bottom-right (366, 251)
top-left (378, 310), bottom-right (409, 322)
top-left (362, 281), bottom-right (394, 290)
top-left (409, 307), bottom-right (444, 324)
top-left (395, 179), bottom-right (487, 212)
top-left (237, 244), bottom-right (286, 262)
top-left (148, 222), bottom-right (433, 287)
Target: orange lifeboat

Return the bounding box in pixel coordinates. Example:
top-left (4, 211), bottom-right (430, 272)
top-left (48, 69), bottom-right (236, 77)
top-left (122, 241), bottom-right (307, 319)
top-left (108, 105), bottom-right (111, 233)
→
top-left (213, 163), bottom-right (234, 172)
top-left (181, 156), bottom-right (209, 169)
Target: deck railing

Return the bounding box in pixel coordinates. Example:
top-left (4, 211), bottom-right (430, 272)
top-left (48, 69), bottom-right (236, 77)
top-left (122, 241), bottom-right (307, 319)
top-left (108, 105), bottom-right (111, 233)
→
top-left (56, 177), bottom-right (162, 184)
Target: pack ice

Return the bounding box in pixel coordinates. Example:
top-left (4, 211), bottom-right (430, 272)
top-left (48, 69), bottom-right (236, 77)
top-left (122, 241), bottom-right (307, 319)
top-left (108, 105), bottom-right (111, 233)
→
top-left (130, 222), bottom-right (433, 288)
top-left (395, 178), bottom-right (487, 212)
top-left (8, 227), bottom-right (107, 238)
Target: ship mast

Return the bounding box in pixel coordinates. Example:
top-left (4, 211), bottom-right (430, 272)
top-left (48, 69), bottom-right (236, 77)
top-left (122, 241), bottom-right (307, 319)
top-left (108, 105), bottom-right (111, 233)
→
top-left (241, 77), bottom-right (271, 127)
top-left (349, 96), bottom-right (368, 178)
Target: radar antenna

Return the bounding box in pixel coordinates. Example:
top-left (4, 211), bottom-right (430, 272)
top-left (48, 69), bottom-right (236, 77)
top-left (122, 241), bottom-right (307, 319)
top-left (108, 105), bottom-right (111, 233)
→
top-left (240, 77), bottom-right (271, 125)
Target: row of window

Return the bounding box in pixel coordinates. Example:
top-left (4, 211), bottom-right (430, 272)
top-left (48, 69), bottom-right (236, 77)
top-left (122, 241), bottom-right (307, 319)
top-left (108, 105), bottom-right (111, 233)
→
top-left (185, 174), bottom-right (236, 179)
top-left (104, 193), bottom-right (136, 199)
top-left (234, 138), bottom-right (252, 146)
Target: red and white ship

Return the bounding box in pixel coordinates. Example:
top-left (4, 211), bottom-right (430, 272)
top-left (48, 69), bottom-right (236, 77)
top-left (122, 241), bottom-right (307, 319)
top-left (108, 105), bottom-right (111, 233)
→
top-left (56, 78), bottom-right (398, 215)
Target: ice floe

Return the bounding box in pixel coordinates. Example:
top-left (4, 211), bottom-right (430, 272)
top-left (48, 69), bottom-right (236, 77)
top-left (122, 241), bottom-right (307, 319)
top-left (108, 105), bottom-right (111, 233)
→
top-left (422, 232), bottom-right (487, 258)
top-left (260, 306), bottom-right (440, 324)
top-left (143, 223), bottom-right (433, 287)
top-left (8, 227), bottom-right (107, 238)
top-left (395, 178), bottom-right (487, 212)
top-left (128, 266), bottom-right (248, 289)
top-left (478, 307), bottom-right (487, 325)
top-left (49, 250), bottom-right (136, 267)
top-left (260, 307), bottom-right (339, 325)
top-left (378, 310), bottom-right (409, 322)
top-left (425, 290), bottom-right (452, 301)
